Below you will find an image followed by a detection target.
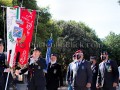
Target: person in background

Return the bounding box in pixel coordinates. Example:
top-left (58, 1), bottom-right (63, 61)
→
top-left (46, 53), bottom-right (63, 90)
top-left (117, 65), bottom-right (120, 90)
top-left (0, 39), bottom-right (10, 90)
top-left (15, 48), bottom-right (47, 90)
top-left (66, 53), bottom-right (77, 90)
top-left (96, 51), bottom-right (119, 90)
top-left (90, 56), bottom-right (98, 90)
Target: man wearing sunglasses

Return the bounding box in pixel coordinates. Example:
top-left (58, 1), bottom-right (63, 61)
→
top-left (96, 51), bottom-right (119, 90)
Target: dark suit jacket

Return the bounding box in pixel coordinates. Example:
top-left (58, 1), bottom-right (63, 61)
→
top-left (0, 53), bottom-right (6, 76)
top-left (96, 60), bottom-right (119, 88)
top-left (20, 57), bottom-right (47, 86)
top-left (0, 53), bottom-right (7, 90)
top-left (91, 64), bottom-right (98, 90)
top-left (73, 60), bottom-right (92, 87)
top-left (46, 62), bottom-right (63, 89)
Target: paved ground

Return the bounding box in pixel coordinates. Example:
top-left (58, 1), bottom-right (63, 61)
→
top-left (9, 84), bottom-right (120, 90)
top-left (58, 87), bottom-right (67, 90)
top-left (15, 84), bottom-right (68, 90)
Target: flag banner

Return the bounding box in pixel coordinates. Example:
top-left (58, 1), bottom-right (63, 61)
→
top-left (7, 7), bottom-right (36, 67)
top-left (15, 8), bottom-right (36, 66)
top-left (6, 7), bottom-right (19, 67)
top-left (45, 38), bottom-right (53, 68)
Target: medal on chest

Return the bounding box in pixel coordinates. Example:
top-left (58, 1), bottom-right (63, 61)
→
top-left (38, 66), bottom-right (41, 69)
top-left (106, 64), bottom-right (112, 72)
top-left (53, 69), bottom-right (57, 74)
top-left (81, 65), bottom-right (85, 70)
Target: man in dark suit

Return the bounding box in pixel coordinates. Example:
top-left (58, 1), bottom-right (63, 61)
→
top-left (0, 39), bottom-right (10, 90)
top-left (96, 51), bottom-right (119, 90)
top-left (15, 48), bottom-right (47, 90)
top-left (72, 50), bottom-right (92, 90)
top-left (90, 56), bottom-right (98, 90)
top-left (46, 53), bottom-right (63, 90)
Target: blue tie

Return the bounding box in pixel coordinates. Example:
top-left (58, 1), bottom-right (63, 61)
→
top-left (77, 61), bottom-right (81, 67)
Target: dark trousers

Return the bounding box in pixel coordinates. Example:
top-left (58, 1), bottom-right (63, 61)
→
top-left (0, 77), bottom-right (4, 90)
top-left (46, 82), bottom-right (58, 90)
top-left (100, 83), bottom-right (116, 90)
top-left (47, 88), bottom-right (57, 90)
top-left (73, 86), bottom-right (88, 90)
top-left (91, 84), bottom-right (97, 90)
top-left (28, 81), bottom-right (45, 90)
top-left (101, 87), bottom-right (116, 90)
top-left (28, 85), bottom-right (45, 90)
top-left (46, 86), bottom-right (58, 90)
top-left (0, 84), bottom-right (4, 90)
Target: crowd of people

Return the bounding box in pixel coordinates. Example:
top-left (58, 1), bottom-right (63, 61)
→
top-left (0, 38), bottom-right (120, 90)
top-left (66, 50), bottom-right (119, 90)
top-left (0, 39), bottom-right (63, 90)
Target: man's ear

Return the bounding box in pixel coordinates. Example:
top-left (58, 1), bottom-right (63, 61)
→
top-left (106, 55), bottom-right (109, 59)
top-left (39, 52), bottom-right (41, 55)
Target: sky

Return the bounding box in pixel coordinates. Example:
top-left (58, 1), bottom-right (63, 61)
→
top-left (37, 0), bottom-right (120, 38)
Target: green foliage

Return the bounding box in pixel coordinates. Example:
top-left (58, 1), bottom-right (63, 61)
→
top-left (0, 0), bottom-right (13, 6)
top-left (21, 0), bottom-right (38, 9)
top-left (0, 15), bottom-right (4, 38)
top-left (0, 0), bottom-right (119, 70)
top-left (103, 32), bottom-right (120, 64)
top-left (51, 20), bottom-right (103, 68)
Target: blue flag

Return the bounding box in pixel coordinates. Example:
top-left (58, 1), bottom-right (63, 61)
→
top-left (45, 38), bottom-right (53, 70)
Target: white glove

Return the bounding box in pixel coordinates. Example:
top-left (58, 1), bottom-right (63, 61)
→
top-left (4, 68), bottom-right (11, 73)
top-left (29, 58), bottom-right (35, 65)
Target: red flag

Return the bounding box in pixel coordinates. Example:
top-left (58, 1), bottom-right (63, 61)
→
top-left (15, 8), bottom-right (36, 66)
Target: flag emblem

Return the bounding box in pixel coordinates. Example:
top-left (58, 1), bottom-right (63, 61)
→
top-left (13, 26), bottom-right (23, 38)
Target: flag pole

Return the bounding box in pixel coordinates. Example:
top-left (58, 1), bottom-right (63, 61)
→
top-left (20, 0), bottom-right (23, 7)
top-left (4, 0), bottom-right (23, 89)
top-left (45, 33), bottom-right (53, 71)
top-left (5, 72), bottom-right (10, 90)
top-left (34, 12), bottom-right (39, 49)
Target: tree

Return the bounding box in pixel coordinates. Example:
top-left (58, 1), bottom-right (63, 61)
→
top-left (118, 0), bottom-right (120, 4)
top-left (103, 32), bottom-right (120, 64)
top-left (0, 0), bottom-right (52, 49)
top-left (49, 20), bottom-right (103, 72)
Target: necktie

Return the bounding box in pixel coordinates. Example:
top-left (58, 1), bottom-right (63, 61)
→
top-left (103, 62), bottom-right (106, 74)
top-left (77, 61), bottom-right (81, 67)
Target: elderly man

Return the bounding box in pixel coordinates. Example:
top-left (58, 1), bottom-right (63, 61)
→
top-left (71, 50), bottom-right (92, 90)
top-left (96, 51), bottom-right (119, 90)
top-left (46, 53), bottom-right (63, 90)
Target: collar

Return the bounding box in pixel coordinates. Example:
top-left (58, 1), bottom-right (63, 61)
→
top-left (76, 59), bottom-right (85, 63)
top-left (0, 52), bottom-right (3, 54)
top-left (103, 59), bottom-right (109, 63)
top-left (51, 60), bottom-right (56, 65)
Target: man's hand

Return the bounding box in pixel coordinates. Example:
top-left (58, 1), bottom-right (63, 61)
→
top-left (113, 82), bottom-right (118, 87)
top-left (86, 83), bottom-right (91, 88)
top-left (15, 70), bottom-right (21, 76)
top-left (96, 84), bottom-right (102, 89)
top-left (4, 68), bottom-right (11, 72)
